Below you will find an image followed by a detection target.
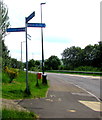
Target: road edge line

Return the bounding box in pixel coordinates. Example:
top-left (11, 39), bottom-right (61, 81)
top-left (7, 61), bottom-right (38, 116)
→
top-left (74, 84), bottom-right (100, 102)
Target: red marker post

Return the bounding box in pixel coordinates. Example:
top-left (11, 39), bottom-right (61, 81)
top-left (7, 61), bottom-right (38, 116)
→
top-left (37, 72), bottom-right (42, 79)
top-left (36, 72), bottom-right (42, 86)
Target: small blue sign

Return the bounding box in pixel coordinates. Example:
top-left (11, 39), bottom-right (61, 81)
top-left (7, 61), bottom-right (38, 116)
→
top-left (26, 11), bottom-right (35, 23)
top-left (27, 23), bottom-right (46, 28)
top-left (7, 27), bottom-right (25, 32)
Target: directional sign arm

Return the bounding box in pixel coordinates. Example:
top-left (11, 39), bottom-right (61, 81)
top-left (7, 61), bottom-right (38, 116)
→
top-left (26, 11), bottom-right (35, 23)
top-left (27, 23), bottom-right (46, 28)
top-left (6, 27), bottom-right (25, 32)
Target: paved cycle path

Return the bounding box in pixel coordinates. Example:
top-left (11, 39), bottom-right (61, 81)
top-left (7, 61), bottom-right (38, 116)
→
top-left (16, 75), bottom-right (101, 119)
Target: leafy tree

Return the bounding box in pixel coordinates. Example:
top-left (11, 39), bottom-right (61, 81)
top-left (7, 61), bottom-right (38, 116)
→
top-left (92, 42), bottom-right (102, 69)
top-left (28, 59), bottom-right (35, 70)
top-left (61, 42), bottom-right (102, 71)
top-left (2, 40), bottom-right (10, 67)
top-left (35, 60), bottom-right (40, 66)
top-left (0, 0), bottom-right (10, 39)
top-left (10, 58), bottom-right (23, 69)
top-left (45, 55), bottom-right (61, 70)
top-left (61, 46), bottom-right (82, 69)
top-left (0, 1), bottom-right (10, 67)
top-left (82, 45), bottom-right (94, 66)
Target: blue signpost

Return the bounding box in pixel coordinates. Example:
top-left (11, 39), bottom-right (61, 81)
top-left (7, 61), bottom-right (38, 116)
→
top-left (6, 11), bottom-right (46, 94)
top-left (26, 11), bottom-right (35, 23)
top-left (7, 27), bottom-right (25, 32)
top-left (27, 23), bottom-right (46, 28)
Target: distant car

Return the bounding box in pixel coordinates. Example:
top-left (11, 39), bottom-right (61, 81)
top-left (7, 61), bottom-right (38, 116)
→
top-left (24, 68), bottom-right (26, 71)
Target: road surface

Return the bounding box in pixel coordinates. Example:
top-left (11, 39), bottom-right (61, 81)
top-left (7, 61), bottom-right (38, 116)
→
top-left (47, 73), bottom-right (101, 100)
top-left (17, 73), bottom-right (101, 119)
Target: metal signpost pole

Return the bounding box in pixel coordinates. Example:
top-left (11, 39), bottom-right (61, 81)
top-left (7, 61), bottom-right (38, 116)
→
top-left (25, 17), bottom-right (30, 94)
top-left (24, 11), bottom-right (35, 94)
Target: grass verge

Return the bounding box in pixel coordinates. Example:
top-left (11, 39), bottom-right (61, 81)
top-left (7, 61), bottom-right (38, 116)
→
top-left (2, 108), bottom-right (37, 119)
top-left (46, 70), bottom-right (102, 76)
top-left (2, 70), bottom-right (49, 99)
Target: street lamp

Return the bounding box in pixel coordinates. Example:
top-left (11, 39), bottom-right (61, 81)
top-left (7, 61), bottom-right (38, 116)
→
top-left (40, 2), bottom-right (47, 85)
top-left (40, 2), bottom-right (46, 75)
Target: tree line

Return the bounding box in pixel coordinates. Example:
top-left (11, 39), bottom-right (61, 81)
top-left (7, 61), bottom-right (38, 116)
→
top-left (61, 42), bottom-right (102, 71)
top-left (44, 42), bottom-right (102, 71)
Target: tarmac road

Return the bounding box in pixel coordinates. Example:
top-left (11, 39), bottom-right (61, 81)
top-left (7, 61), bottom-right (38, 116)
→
top-left (17, 73), bottom-right (101, 119)
top-left (47, 73), bottom-right (101, 100)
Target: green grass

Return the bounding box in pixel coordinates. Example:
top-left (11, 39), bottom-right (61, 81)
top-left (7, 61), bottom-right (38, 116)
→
top-left (2, 71), bottom-right (49, 99)
top-left (2, 108), bottom-right (37, 119)
top-left (46, 70), bottom-right (102, 76)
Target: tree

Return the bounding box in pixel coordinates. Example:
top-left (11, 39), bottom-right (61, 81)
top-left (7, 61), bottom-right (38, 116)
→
top-left (10, 58), bottom-right (23, 69)
top-left (82, 45), bottom-right (94, 66)
top-left (0, 1), bottom-right (10, 67)
top-left (28, 59), bottom-right (35, 70)
top-left (0, 0), bottom-right (10, 40)
top-left (2, 39), bottom-right (10, 67)
top-left (35, 60), bottom-right (40, 66)
top-left (61, 46), bottom-right (82, 69)
top-left (61, 42), bottom-right (102, 71)
top-left (45, 55), bottom-right (61, 70)
top-left (92, 42), bottom-right (102, 69)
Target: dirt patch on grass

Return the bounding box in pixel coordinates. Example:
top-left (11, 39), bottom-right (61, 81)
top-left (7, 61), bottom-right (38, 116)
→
top-left (2, 99), bottom-right (29, 112)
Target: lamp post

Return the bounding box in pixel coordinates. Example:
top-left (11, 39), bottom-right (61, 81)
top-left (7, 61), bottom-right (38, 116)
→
top-left (40, 2), bottom-right (46, 75)
top-left (40, 3), bottom-right (47, 85)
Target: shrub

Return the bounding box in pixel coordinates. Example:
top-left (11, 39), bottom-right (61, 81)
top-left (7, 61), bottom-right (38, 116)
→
top-left (2, 72), bottom-right (11, 83)
top-left (74, 66), bottom-right (99, 72)
top-left (4, 66), bottom-right (18, 83)
top-left (59, 65), bottom-right (64, 70)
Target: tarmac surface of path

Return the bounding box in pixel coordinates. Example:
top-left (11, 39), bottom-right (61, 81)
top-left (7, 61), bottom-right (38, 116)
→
top-left (16, 74), bottom-right (101, 119)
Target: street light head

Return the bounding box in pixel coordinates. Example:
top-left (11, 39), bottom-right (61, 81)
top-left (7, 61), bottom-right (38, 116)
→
top-left (40, 2), bottom-right (46, 5)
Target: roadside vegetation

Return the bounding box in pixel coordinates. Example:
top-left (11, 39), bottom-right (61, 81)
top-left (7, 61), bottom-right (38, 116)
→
top-left (44, 42), bottom-right (102, 73)
top-left (47, 70), bottom-right (102, 76)
top-left (2, 69), bottom-right (49, 99)
top-left (2, 108), bottom-right (37, 119)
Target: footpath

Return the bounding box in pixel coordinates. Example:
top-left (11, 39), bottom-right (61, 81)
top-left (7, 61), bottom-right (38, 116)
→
top-left (15, 75), bottom-right (101, 119)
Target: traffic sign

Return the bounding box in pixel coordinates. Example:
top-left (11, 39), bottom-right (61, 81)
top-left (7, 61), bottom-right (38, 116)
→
top-left (26, 11), bottom-right (35, 23)
top-left (7, 27), bottom-right (25, 32)
top-left (27, 23), bottom-right (46, 28)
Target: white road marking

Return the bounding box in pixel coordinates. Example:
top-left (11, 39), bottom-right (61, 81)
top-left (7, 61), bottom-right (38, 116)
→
top-left (79, 101), bottom-right (102, 112)
top-left (71, 93), bottom-right (92, 96)
top-left (67, 109), bottom-right (76, 112)
top-left (74, 84), bottom-right (100, 101)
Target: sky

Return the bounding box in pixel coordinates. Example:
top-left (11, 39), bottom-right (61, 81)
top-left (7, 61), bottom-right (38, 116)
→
top-left (4, 0), bottom-right (101, 62)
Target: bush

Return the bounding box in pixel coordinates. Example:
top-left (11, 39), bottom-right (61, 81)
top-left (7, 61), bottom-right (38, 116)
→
top-left (4, 66), bottom-right (18, 83)
top-left (30, 66), bottom-right (40, 72)
top-left (74, 66), bottom-right (99, 72)
top-left (59, 65), bottom-right (64, 70)
top-left (2, 72), bottom-right (11, 83)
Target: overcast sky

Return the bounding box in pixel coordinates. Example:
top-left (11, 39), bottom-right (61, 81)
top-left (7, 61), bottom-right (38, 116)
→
top-left (4, 0), bottom-right (100, 62)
